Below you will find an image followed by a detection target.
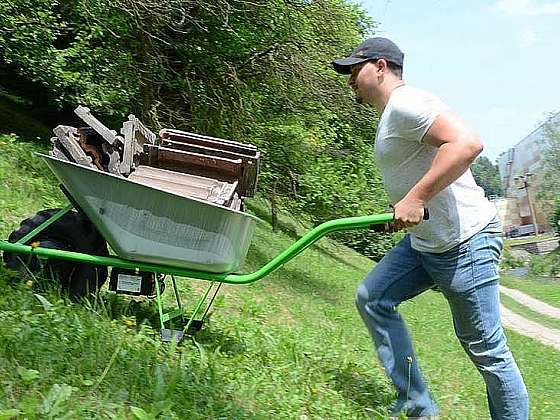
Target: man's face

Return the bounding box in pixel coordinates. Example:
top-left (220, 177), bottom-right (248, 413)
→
top-left (347, 60), bottom-right (378, 104)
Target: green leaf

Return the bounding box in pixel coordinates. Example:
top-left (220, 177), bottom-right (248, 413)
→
top-left (0, 409), bottom-right (21, 419)
top-left (33, 293), bottom-right (53, 311)
top-left (130, 406), bottom-right (154, 420)
top-left (17, 366), bottom-right (40, 382)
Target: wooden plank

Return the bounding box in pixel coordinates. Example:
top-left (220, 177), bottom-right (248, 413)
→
top-left (53, 125), bottom-right (94, 167)
top-left (158, 138), bottom-right (260, 197)
top-left (74, 105), bottom-right (123, 146)
top-left (120, 115), bottom-right (157, 175)
top-left (103, 143), bottom-right (122, 176)
top-left (160, 129), bottom-right (258, 156)
top-left (129, 165), bottom-right (237, 205)
top-left (145, 145), bottom-right (243, 183)
top-left (119, 119), bottom-right (136, 175)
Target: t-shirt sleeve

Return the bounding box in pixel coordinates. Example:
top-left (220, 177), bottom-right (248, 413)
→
top-left (390, 90), bottom-right (447, 143)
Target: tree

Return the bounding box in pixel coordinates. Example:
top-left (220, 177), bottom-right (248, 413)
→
top-left (471, 156), bottom-right (502, 197)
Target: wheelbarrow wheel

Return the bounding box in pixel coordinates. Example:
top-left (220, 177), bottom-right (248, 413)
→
top-left (2, 208), bottom-right (109, 300)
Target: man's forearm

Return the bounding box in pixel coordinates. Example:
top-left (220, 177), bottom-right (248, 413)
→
top-left (404, 141), bottom-right (482, 205)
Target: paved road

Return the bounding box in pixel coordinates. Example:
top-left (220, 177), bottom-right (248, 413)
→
top-left (501, 305), bottom-right (560, 351)
top-left (500, 286), bottom-right (560, 319)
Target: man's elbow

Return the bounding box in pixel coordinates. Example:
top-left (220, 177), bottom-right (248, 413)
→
top-left (464, 137), bottom-right (483, 161)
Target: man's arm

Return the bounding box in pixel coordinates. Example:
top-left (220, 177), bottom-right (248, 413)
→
top-left (393, 111), bottom-right (483, 230)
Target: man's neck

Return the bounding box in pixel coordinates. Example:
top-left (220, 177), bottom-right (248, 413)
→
top-left (374, 80), bottom-right (406, 113)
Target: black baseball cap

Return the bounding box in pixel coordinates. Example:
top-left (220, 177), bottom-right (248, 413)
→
top-left (332, 37), bottom-right (404, 74)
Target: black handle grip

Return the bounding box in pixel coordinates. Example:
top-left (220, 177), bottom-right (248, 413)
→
top-left (423, 208), bottom-right (430, 220)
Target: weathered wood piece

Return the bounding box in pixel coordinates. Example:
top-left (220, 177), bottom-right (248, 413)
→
top-left (119, 119), bottom-right (136, 175)
top-left (159, 129), bottom-right (260, 197)
top-left (103, 143), bottom-right (122, 176)
top-left (143, 145), bottom-right (243, 186)
top-left (131, 114), bottom-right (157, 147)
top-left (228, 193), bottom-right (242, 211)
top-left (119, 114), bottom-right (157, 175)
top-left (49, 137), bottom-right (70, 161)
top-left (74, 105), bottom-right (123, 146)
top-left (129, 165), bottom-right (237, 205)
top-left (53, 125), bottom-right (94, 167)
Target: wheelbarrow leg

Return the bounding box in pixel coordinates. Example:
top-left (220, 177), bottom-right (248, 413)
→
top-left (155, 275), bottom-right (224, 343)
top-left (154, 274), bottom-right (166, 331)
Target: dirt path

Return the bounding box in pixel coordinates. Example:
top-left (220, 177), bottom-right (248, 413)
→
top-left (500, 286), bottom-right (560, 319)
top-left (501, 306), bottom-right (560, 351)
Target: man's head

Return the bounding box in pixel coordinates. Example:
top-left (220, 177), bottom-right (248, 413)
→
top-left (332, 37), bottom-right (404, 106)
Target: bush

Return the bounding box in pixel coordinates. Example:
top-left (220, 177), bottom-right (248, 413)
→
top-left (500, 247), bottom-right (526, 270)
top-left (528, 250), bottom-right (560, 277)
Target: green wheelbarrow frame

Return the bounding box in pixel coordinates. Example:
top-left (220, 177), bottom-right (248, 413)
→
top-left (0, 204), bottom-right (394, 337)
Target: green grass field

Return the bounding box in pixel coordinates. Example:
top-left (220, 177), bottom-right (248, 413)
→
top-left (1, 135), bottom-right (560, 419)
top-left (501, 275), bottom-right (560, 308)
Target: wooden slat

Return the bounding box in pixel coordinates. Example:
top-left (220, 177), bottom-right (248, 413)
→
top-left (74, 105), bottom-right (123, 146)
top-left (129, 165), bottom-right (237, 205)
top-left (53, 125), bottom-right (95, 167)
top-left (145, 145), bottom-right (243, 183)
top-left (160, 129), bottom-right (258, 156)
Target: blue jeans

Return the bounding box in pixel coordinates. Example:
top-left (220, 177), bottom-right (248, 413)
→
top-left (356, 219), bottom-right (529, 419)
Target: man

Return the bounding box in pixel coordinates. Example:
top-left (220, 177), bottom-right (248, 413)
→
top-left (332, 38), bottom-right (528, 419)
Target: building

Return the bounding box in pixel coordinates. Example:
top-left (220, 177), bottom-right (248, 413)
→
top-left (495, 112), bottom-right (560, 235)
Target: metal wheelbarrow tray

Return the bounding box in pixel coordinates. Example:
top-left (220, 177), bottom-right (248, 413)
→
top-left (41, 154), bottom-right (258, 274)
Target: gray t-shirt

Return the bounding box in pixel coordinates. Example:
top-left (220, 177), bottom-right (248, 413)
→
top-left (375, 85), bottom-right (497, 253)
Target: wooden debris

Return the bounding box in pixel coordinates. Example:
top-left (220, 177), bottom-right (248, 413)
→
top-left (74, 105), bottom-right (123, 146)
top-left (48, 105), bottom-right (261, 210)
top-left (49, 137), bottom-right (70, 161)
top-left (119, 114), bottom-right (157, 175)
top-left (159, 129), bottom-right (260, 197)
top-left (129, 165), bottom-right (237, 205)
top-left (53, 125), bottom-right (94, 167)
top-left (103, 143), bottom-right (122, 176)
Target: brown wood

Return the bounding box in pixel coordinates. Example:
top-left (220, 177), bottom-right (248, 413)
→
top-left (144, 145), bottom-right (243, 184)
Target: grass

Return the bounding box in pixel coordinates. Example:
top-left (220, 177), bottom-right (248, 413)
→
top-left (501, 275), bottom-right (560, 308)
top-left (1, 135), bottom-right (560, 418)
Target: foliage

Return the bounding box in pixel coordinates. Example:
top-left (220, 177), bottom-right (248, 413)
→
top-left (470, 156), bottom-right (502, 197)
top-left (528, 250), bottom-right (560, 277)
top-left (0, 0), bottom-right (393, 258)
top-left (500, 245), bottom-right (528, 270)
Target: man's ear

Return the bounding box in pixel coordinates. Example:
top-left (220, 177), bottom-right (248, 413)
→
top-left (375, 59), bottom-right (388, 75)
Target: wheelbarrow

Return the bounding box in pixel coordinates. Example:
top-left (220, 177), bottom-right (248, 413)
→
top-left (0, 154), bottom-right (400, 341)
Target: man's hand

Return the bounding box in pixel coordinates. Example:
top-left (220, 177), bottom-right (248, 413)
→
top-left (393, 196), bottom-right (425, 231)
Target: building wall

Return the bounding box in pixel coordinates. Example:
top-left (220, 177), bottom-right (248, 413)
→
top-left (496, 113), bottom-right (560, 233)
